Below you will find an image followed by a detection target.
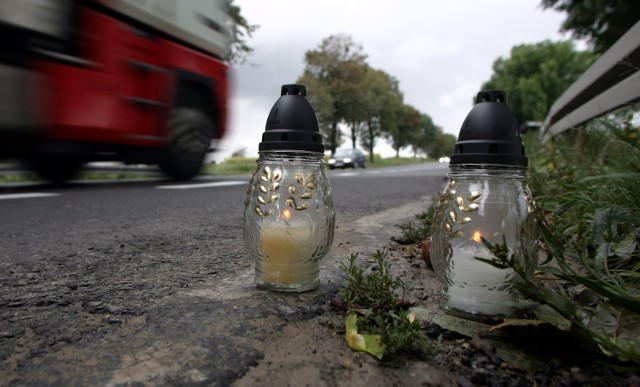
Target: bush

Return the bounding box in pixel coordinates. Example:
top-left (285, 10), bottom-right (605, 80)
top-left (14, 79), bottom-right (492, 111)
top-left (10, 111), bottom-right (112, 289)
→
top-left (506, 109), bottom-right (640, 366)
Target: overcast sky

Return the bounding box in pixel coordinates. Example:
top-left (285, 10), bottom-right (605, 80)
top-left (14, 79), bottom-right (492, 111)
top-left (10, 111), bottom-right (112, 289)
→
top-left (216, 0), bottom-right (570, 161)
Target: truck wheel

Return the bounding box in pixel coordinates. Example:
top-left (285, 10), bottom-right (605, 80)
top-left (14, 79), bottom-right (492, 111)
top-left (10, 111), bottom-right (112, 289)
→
top-left (159, 108), bottom-right (214, 181)
top-left (28, 157), bottom-right (83, 184)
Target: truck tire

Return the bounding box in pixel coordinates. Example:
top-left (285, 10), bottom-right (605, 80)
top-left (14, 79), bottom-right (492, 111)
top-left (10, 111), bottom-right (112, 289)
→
top-left (159, 107), bottom-right (214, 181)
top-left (28, 156), bottom-right (83, 184)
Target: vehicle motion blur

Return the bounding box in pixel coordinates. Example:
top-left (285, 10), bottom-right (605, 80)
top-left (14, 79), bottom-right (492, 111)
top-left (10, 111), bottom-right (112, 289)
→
top-left (0, 0), bottom-right (230, 182)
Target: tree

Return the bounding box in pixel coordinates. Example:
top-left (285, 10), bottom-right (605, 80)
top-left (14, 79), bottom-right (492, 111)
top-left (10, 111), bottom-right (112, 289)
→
top-left (226, 1), bottom-right (259, 65)
top-left (358, 68), bottom-right (403, 162)
top-left (360, 116), bottom-right (380, 162)
top-left (430, 129), bottom-right (457, 160)
top-left (299, 35), bottom-right (438, 160)
top-left (231, 147), bottom-right (246, 157)
top-left (297, 73), bottom-right (340, 150)
top-left (481, 40), bottom-right (594, 124)
top-left (541, 0), bottom-right (640, 54)
top-left (342, 61), bottom-right (370, 150)
top-left (298, 35), bottom-right (369, 154)
top-left (387, 104), bottom-right (422, 158)
top-left (411, 114), bottom-right (437, 158)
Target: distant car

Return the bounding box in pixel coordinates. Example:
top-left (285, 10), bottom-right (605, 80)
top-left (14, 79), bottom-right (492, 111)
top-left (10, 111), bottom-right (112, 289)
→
top-left (438, 156), bottom-right (450, 163)
top-left (328, 148), bottom-right (367, 169)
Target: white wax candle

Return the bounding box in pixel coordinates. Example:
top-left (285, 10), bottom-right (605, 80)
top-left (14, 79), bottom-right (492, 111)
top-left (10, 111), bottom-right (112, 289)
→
top-left (446, 244), bottom-right (515, 316)
top-left (260, 224), bottom-right (316, 284)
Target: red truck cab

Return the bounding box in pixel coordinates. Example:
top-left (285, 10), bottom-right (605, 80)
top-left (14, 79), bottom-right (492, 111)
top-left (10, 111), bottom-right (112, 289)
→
top-left (0, 0), bottom-right (230, 181)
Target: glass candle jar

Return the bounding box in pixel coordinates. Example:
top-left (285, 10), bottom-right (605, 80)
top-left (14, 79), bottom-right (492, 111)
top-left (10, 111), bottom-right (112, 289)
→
top-left (243, 151), bottom-right (334, 292)
top-left (430, 90), bottom-right (539, 318)
top-left (430, 165), bottom-right (538, 317)
top-left (242, 84), bottom-right (335, 292)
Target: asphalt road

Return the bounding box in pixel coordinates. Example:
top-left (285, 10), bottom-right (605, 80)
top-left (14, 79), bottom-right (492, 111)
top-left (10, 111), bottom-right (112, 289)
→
top-left (0, 162), bottom-right (450, 386)
top-left (0, 163), bottom-right (448, 264)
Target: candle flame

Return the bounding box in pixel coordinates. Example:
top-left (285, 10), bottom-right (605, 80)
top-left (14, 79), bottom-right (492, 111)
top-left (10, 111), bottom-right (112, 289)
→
top-left (472, 231), bottom-right (482, 243)
top-left (282, 209), bottom-right (292, 219)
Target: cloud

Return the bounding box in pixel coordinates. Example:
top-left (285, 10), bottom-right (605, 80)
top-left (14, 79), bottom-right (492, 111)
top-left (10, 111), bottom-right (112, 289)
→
top-left (390, 35), bottom-right (463, 72)
top-left (215, 0), bottom-right (569, 161)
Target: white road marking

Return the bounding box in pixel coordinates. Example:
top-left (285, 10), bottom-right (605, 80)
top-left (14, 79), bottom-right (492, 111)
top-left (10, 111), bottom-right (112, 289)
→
top-left (156, 181), bottom-right (246, 190)
top-left (332, 172), bottom-right (359, 177)
top-left (0, 193), bottom-right (60, 200)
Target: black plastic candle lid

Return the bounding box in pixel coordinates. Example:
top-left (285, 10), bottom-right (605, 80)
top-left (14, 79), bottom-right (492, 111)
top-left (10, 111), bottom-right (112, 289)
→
top-left (450, 90), bottom-right (527, 166)
top-left (259, 84), bottom-right (324, 153)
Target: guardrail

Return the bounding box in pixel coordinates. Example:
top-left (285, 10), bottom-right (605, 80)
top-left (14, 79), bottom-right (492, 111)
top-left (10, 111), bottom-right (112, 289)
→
top-left (542, 19), bottom-right (640, 141)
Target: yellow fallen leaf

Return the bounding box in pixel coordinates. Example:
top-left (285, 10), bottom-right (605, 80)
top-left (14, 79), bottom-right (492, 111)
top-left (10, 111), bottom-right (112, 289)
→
top-left (345, 313), bottom-right (386, 360)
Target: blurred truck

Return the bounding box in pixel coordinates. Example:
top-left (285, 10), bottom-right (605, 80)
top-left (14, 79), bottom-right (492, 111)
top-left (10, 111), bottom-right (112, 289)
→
top-left (0, 0), bottom-right (230, 182)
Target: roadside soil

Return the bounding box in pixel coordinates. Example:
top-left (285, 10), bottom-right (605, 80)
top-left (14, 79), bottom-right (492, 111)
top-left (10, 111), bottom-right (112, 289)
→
top-left (1, 195), bottom-right (638, 386)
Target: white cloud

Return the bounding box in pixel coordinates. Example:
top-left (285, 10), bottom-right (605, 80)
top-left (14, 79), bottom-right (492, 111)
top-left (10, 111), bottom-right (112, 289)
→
top-left (214, 0), bottom-right (570, 161)
top-left (391, 35), bottom-right (463, 72)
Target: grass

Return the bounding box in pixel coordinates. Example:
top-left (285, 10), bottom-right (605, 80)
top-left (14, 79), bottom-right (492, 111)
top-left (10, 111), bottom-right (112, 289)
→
top-left (202, 157), bottom-right (257, 176)
top-left (477, 110), bottom-right (640, 367)
top-left (203, 154), bottom-right (432, 176)
top-left (396, 192), bottom-right (441, 245)
top-left (339, 251), bottom-right (405, 309)
top-left (526, 123), bottom-right (640, 250)
top-left (336, 251), bottom-right (431, 360)
top-left (361, 155), bottom-right (431, 168)
top-left (0, 154), bottom-right (432, 182)
top-left (0, 173), bottom-right (40, 183)
top-left (0, 169), bottom-right (161, 184)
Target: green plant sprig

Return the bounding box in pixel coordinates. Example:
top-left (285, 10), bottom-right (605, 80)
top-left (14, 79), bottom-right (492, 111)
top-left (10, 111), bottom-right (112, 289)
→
top-left (337, 251), bottom-right (430, 359)
top-left (339, 251), bottom-right (405, 311)
top-left (477, 231), bottom-right (640, 366)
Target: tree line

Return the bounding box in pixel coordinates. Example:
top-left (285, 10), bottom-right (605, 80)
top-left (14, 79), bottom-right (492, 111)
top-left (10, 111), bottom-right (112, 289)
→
top-left (292, 32), bottom-right (597, 162)
top-left (230, 1), bottom-right (639, 160)
top-left (296, 35), bottom-right (455, 161)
